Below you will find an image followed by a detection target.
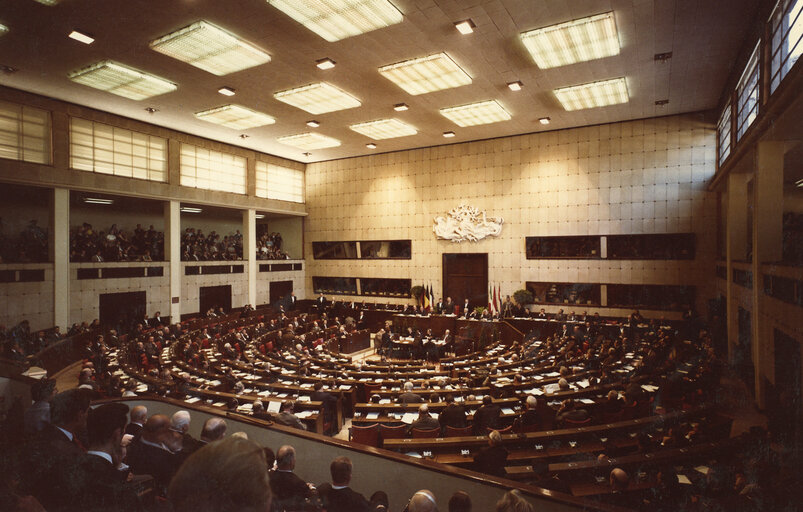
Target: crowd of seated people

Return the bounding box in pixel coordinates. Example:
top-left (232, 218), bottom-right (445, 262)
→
top-left (257, 229), bottom-right (289, 260)
top-left (0, 218), bottom-right (48, 263)
top-left (70, 222), bottom-right (164, 262)
top-left (181, 227), bottom-right (243, 261)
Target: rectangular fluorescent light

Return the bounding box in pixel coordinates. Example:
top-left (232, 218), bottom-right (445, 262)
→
top-left (274, 82), bottom-right (361, 114)
top-left (218, 86), bottom-right (236, 96)
top-left (520, 12), bottom-right (620, 69)
top-left (69, 30), bottom-right (94, 44)
top-left (379, 53), bottom-right (472, 95)
top-left (150, 21), bottom-right (270, 76)
top-left (83, 197), bottom-right (114, 205)
top-left (554, 77), bottom-right (629, 111)
top-left (454, 19), bottom-right (475, 35)
top-left (507, 81), bottom-right (523, 91)
top-left (366, 143), bottom-right (377, 149)
top-left (440, 100), bottom-right (511, 127)
top-left (180, 207), bottom-right (203, 213)
top-left (68, 61), bottom-right (177, 100)
top-left (267, 0), bottom-right (403, 42)
top-left (34, 0), bottom-right (61, 5)
top-left (306, 120), bottom-right (320, 127)
top-left (393, 103), bottom-right (408, 111)
top-left (349, 118), bottom-right (417, 140)
top-left (539, 117), bottom-right (551, 125)
top-left (277, 132), bottom-right (341, 150)
top-left (255, 214), bottom-right (266, 219)
top-left (316, 58), bottom-right (336, 70)
top-left (443, 131), bottom-right (455, 138)
top-left (194, 104), bottom-right (275, 129)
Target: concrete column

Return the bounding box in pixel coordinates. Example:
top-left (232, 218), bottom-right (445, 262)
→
top-left (165, 200), bottom-right (181, 322)
top-left (51, 188), bottom-right (69, 330)
top-left (244, 209), bottom-right (257, 307)
top-left (725, 173), bottom-right (750, 363)
top-left (751, 141), bottom-right (786, 406)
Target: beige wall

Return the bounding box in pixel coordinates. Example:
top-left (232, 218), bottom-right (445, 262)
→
top-left (305, 114), bottom-right (718, 313)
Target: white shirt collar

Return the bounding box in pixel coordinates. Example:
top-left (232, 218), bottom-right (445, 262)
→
top-left (87, 450), bottom-right (113, 464)
top-left (56, 426), bottom-right (74, 441)
top-left (331, 484), bottom-right (349, 490)
top-left (140, 438), bottom-right (171, 452)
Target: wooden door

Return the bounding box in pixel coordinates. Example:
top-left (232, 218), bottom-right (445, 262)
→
top-left (442, 253), bottom-right (488, 314)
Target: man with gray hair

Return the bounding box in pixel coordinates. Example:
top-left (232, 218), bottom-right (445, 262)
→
top-left (409, 404), bottom-right (440, 432)
top-left (200, 417), bottom-right (227, 444)
top-left (515, 395), bottom-right (540, 431)
top-left (408, 490), bottom-right (437, 512)
top-left (399, 381), bottom-right (423, 404)
top-left (269, 445), bottom-right (313, 509)
top-left (125, 405), bottom-right (147, 440)
top-left (171, 410), bottom-right (201, 457)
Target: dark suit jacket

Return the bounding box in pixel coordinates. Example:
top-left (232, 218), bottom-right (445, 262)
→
top-left (126, 439), bottom-right (180, 495)
top-left (471, 403), bottom-right (501, 434)
top-left (269, 470), bottom-right (311, 502)
top-left (311, 390), bottom-right (338, 423)
top-left (61, 453), bottom-right (140, 512)
top-left (19, 424), bottom-right (85, 510)
top-left (439, 403), bottom-right (467, 429)
top-left (398, 392), bottom-right (424, 404)
top-left (474, 445), bottom-right (509, 477)
top-left (125, 422), bottom-right (142, 440)
top-left (410, 414), bottom-right (440, 432)
top-left (316, 483), bottom-right (370, 512)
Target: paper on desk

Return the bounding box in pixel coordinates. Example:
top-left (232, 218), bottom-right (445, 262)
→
top-left (379, 399), bottom-right (391, 404)
top-left (576, 379), bottom-right (591, 388)
top-left (641, 385), bottom-right (659, 392)
top-left (212, 402), bottom-right (225, 408)
top-left (401, 412), bottom-right (417, 424)
top-left (297, 396), bottom-right (311, 402)
top-left (366, 412), bottom-right (379, 420)
top-left (545, 372), bottom-right (560, 377)
top-left (694, 466), bottom-right (710, 475)
top-left (185, 397), bottom-right (201, 404)
top-left (501, 408), bottom-right (516, 415)
top-left (579, 398), bottom-right (595, 405)
top-left (339, 385), bottom-right (351, 390)
top-left (267, 401), bottom-right (281, 413)
top-left (527, 388), bottom-right (544, 396)
top-left (295, 411), bottom-right (314, 419)
top-left (136, 384), bottom-right (148, 392)
top-left (677, 474), bottom-right (692, 485)
top-left (258, 390), bottom-right (270, 397)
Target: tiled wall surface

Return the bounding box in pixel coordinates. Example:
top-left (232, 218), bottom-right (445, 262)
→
top-left (0, 264), bottom-right (53, 330)
top-left (305, 113), bottom-right (718, 313)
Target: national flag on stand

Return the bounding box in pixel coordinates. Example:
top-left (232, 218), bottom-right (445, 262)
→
top-left (423, 284), bottom-right (431, 311)
top-left (428, 284), bottom-right (435, 310)
top-left (488, 282), bottom-right (494, 314)
top-left (495, 284), bottom-right (501, 315)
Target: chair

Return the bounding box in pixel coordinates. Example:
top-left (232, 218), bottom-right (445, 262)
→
top-left (487, 425), bottom-right (513, 435)
top-left (350, 423), bottom-right (380, 447)
top-left (412, 428), bottom-right (440, 439)
top-left (362, 382), bottom-right (382, 403)
top-left (379, 424), bottom-right (407, 445)
top-left (514, 421), bottom-right (541, 434)
top-left (445, 425), bottom-right (473, 437)
top-left (563, 417), bottom-right (592, 428)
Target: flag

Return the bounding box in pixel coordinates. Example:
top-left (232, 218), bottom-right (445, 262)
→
top-left (495, 284), bottom-right (501, 316)
top-left (423, 283), bottom-right (430, 311)
top-left (488, 282), bottom-right (494, 314)
top-left (428, 283), bottom-right (435, 310)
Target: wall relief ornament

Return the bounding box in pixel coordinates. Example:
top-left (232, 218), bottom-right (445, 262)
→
top-left (433, 204), bottom-right (504, 243)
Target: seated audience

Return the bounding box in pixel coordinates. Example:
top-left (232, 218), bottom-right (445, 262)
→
top-left (125, 405), bottom-right (147, 441)
top-left (269, 445), bottom-right (313, 510)
top-left (274, 401), bottom-right (307, 431)
top-left (439, 394), bottom-right (467, 432)
top-left (125, 414), bottom-right (180, 495)
top-left (317, 456), bottom-right (372, 512)
top-left (473, 430), bottom-right (508, 477)
top-left (398, 381), bottom-right (424, 404)
top-left (471, 396), bottom-right (501, 435)
top-left (410, 404), bottom-right (440, 433)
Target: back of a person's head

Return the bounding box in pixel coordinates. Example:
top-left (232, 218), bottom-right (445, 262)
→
top-left (494, 490), bottom-right (534, 512)
top-left (488, 429), bottom-right (503, 446)
top-left (482, 395), bottom-right (492, 405)
top-left (525, 396), bottom-right (537, 409)
top-left (448, 490), bottom-right (472, 512)
top-left (276, 445), bottom-right (295, 470)
top-left (329, 456), bottom-right (352, 485)
top-left (51, 388), bottom-right (92, 427)
top-left (169, 436), bottom-right (270, 512)
top-left (130, 405), bottom-right (148, 423)
top-left (408, 490), bottom-right (437, 512)
top-left (87, 402), bottom-right (129, 446)
top-left (404, 381), bottom-right (414, 392)
top-left (201, 417), bottom-right (227, 442)
top-left (171, 410), bottom-right (191, 432)
top-left (31, 378), bottom-right (56, 402)
top-left (142, 414), bottom-right (170, 441)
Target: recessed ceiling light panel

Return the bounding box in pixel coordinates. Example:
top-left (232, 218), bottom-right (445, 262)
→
top-left (393, 103), bottom-right (409, 111)
top-left (454, 19), bottom-right (475, 34)
top-left (33, 0), bottom-right (61, 5)
top-left (316, 58), bottom-right (336, 70)
top-left (507, 81), bottom-right (523, 91)
top-left (554, 77), bottom-right (629, 111)
top-left (349, 118), bottom-right (417, 140)
top-left (68, 61), bottom-right (177, 100)
top-left (306, 120), bottom-right (320, 127)
top-left (150, 21), bottom-right (270, 76)
top-left (274, 82), bottom-right (361, 115)
top-left (440, 100), bottom-right (511, 127)
top-left (69, 30), bottom-right (94, 44)
top-left (539, 117), bottom-right (551, 125)
top-left (443, 131), bottom-right (455, 138)
top-left (277, 132), bottom-right (341, 150)
top-left (194, 104), bottom-right (275, 129)
top-left (379, 53), bottom-right (472, 95)
top-left (366, 143), bottom-right (377, 149)
top-left (267, 0), bottom-right (403, 42)
top-left (218, 86), bottom-right (236, 96)
top-left (520, 12), bottom-right (620, 69)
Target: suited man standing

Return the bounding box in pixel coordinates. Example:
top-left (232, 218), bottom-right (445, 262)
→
top-left (286, 291), bottom-right (297, 311)
top-left (471, 396), bottom-right (501, 435)
top-left (317, 457), bottom-right (371, 512)
top-left (61, 402), bottom-right (140, 511)
top-left (317, 292), bottom-right (327, 311)
top-left (434, 298), bottom-right (445, 314)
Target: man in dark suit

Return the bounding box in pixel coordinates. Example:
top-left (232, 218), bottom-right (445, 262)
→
top-left (471, 396), bottom-right (501, 435)
top-left (275, 401), bottom-right (307, 431)
top-left (438, 394), bottom-right (467, 432)
top-left (61, 402), bottom-right (140, 511)
top-left (514, 396), bottom-right (539, 431)
top-left (409, 404), bottom-right (440, 433)
top-left (311, 381), bottom-right (338, 429)
top-left (317, 292), bottom-right (327, 311)
top-left (126, 414), bottom-right (181, 496)
top-left (125, 405), bottom-right (147, 441)
top-left (171, 410), bottom-right (202, 459)
top-left (434, 298), bottom-right (445, 314)
top-left (317, 456), bottom-right (371, 512)
top-left (398, 381), bottom-right (424, 404)
top-left (473, 430), bottom-right (508, 477)
top-left (269, 445), bottom-right (313, 509)
top-left (19, 388), bottom-right (93, 510)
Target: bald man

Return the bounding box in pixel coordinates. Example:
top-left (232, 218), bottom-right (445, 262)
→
top-left (408, 490), bottom-right (437, 512)
top-left (126, 414), bottom-right (180, 495)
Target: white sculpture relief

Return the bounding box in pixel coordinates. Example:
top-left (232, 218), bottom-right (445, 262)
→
top-left (433, 204), bottom-right (504, 243)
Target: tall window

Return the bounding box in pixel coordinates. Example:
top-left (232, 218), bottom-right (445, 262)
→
top-left (70, 118), bottom-right (166, 181)
top-left (736, 42), bottom-right (760, 141)
top-left (0, 101), bottom-right (51, 164)
top-left (770, 0), bottom-right (803, 93)
top-left (717, 103), bottom-right (732, 166)
top-left (255, 161), bottom-right (304, 203)
top-left (180, 144), bottom-right (246, 194)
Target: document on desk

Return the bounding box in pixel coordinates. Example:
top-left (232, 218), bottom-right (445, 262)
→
top-left (501, 408), bottom-right (516, 415)
top-left (366, 412), bottom-right (379, 420)
top-left (379, 399), bottom-right (391, 404)
top-left (579, 398), bottom-right (595, 405)
top-left (641, 384), bottom-right (659, 392)
top-left (267, 401), bottom-right (281, 413)
top-left (401, 412), bottom-right (417, 424)
top-left (185, 397), bottom-right (201, 404)
top-left (576, 379), bottom-right (591, 388)
top-left (527, 388), bottom-right (544, 396)
top-left (545, 372), bottom-right (560, 377)
top-left (297, 396), bottom-right (311, 402)
top-left (295, 411), bottom-right (314, 419)
top-left (677, 474), bottom-right (692, 485)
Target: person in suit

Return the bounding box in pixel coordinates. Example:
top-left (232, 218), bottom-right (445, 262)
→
top-left (171, 410), bottom-right (202, 460)
top-left (409, 404), bottom-right (440, 433)
top-left (444, 297), bottom-right (454, 314)
top-left (439, 394), bottom-right (467, 432)
top-left (24, 377), bottom-right (55, 434)
top-left (124, 405), bottom-right (147, 441)
top-left (274, 401), bottom-right (307, 431)
top-left (311, 381), bottom-right (338, 429)
top-left (434, 298), bottom-right (445, 314)
top-left (125, 414), bottom-right (181, 496)
top-left (19, 388), bottom-right (93, 510)
top-left (407, 490), bottom-right (438, 512)
top-left (317, 456), bottom-right (371, 512)
top-left (473, 430), bottom-right (508, 477)
top-left (269, 445), bottom-right (313, 508)
top-left (251, 401), bottom-right (273, 422)
top-left (317, 292), bottom-right (327, 311)
top-left (60, 402), bottom-right (140, 511)
top-left (199, 417), bottom-right (227, 445)
top-left (471, 396), bottom-right (501, 435)
top-left (514, 396), bottom-right (539, 431)
top-left (168, 436), bottom-right (271, 512)
top-left (462, 298), bottom-right (470, 318)
top-left (287, 291), bottom-right (297, 310)
top-left (398, 382), bottom-right (424, 404)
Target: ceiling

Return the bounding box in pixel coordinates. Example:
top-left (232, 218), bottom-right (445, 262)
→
top-left (0, 0), bottom-right (759, 163)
